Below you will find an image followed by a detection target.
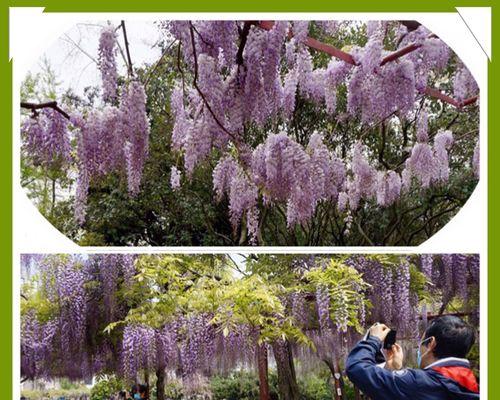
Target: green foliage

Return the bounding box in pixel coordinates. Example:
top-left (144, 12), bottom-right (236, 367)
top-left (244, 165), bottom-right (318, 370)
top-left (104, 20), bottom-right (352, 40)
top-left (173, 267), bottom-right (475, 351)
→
top-left (210, 371), bottom-right (336, 400)
top-left (340, 379), bottom-right (362, 400)
top-left (210, 274), bottom-right (311, 345)
top-left (409, 262), bottom-right (431, 300)
top-left (210, 371), bottom-right (262, 400)
top-left (112, 254), bottom-right (311, 346)
top-left (21, 280), bottom-right (56, 322)
top-left (298, 374), bottom-right (333, 400)
top-left (109, 254), bottom-right (231, 330)
top-left (163, 381), bottom-right (184, 400)
top-left (107, 253), bottom-right (441, 349)
top-left (305, 259), bottom-right (371, 332)
top-left (90, 376), bottom-right (123, 400)
top-left (59, 378), bottom-right (82, 391)
top-left (21, 388), bottom-right (90, 400)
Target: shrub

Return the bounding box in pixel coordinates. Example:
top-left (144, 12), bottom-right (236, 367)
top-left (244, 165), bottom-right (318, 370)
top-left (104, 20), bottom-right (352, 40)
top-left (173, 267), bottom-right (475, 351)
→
top-left (299, 375), bottom-right (333, 400)
top-left (90, 376), bottom-right (123, 400)
top-left (210, 371), bottom-right (260, 400)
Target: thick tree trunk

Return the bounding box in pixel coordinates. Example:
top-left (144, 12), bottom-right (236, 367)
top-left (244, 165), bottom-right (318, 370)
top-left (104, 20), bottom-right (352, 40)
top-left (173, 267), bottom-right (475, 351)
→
top-left (336, 359), bottom-right (347, 399)
top-left (256, 344), bottom-right (271, 400)
top-left (323, 357), bottom-right (345, 400)
top-left (272, 340), bottom-right (300, 400)
top-left (328, 357), bottom-right (366, 400)
top-left (156, 367), bottom-right (166, 400)
top-left (144, 369), bottom-right (150, 395)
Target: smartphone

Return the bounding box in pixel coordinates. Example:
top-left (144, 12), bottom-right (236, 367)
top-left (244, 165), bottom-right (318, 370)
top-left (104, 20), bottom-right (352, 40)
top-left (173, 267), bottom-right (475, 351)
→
top-left (383, 330), bottom-right (397, 349)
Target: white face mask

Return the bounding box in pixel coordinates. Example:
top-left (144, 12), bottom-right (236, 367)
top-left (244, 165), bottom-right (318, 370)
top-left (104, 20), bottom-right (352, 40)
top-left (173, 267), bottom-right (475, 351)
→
top-left (416, 337), bottom-right (432, 368)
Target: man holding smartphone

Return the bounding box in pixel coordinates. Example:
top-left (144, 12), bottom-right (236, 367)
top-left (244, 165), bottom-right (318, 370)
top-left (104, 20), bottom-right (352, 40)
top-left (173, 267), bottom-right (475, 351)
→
top-left (346, 316), bottom-right (479, 399)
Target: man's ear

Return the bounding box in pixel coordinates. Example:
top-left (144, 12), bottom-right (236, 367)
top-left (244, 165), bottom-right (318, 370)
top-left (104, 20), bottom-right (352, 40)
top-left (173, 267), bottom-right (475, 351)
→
top-left (428, 336), bottom-right (437, 351)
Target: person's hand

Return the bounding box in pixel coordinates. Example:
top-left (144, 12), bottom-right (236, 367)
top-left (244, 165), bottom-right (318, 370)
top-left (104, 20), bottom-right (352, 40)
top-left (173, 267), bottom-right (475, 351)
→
top-left (385, 343), bottom-right (404, 370)
top-left (369, 323), bottom-right (390, 342)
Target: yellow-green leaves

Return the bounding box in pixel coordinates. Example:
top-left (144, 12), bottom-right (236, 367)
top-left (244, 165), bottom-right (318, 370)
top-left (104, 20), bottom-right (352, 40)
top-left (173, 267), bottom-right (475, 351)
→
top-left (210, 274), bottom-right (310, 346)
top-left (112, 254), bottom-right (234, 330)
top-left (305, 259), bottom-right (371, 333)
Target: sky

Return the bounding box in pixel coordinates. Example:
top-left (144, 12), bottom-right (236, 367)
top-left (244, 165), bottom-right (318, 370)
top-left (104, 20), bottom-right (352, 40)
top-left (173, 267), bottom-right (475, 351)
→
top-left (21, 253), bottom-right (248, 282)
top-left (27, 20), bottom-right (163, 97)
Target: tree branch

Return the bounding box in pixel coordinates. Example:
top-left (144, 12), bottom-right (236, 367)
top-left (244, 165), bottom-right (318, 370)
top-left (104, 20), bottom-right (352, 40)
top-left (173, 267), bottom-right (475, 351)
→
top-left (21, 101), bottom-right (71, 120)
top-left (407, 204), bottom-right (459, 244)
top-left (355, 217), bottom-right (375, 246)
top-left (378, 122), bottom-right (391, 169)
top-left (420, 311), bottom-right (473, 321)
top-left (188, 22), bottom-right (238, 142)
top-left (62, 33), bottom-right (98, 64)
top-left (121, 20), bottom-right (134, 77)
top-left (236, 21), bottom-right (255, 66)
top-left (380, 42), bottom-right (421, 66)
top-left (255, 21), bottom-right (478, 109)
top-left (144, 39), bottom-right (177, 87)
top-left (399, 20), bottom-right (421, 32)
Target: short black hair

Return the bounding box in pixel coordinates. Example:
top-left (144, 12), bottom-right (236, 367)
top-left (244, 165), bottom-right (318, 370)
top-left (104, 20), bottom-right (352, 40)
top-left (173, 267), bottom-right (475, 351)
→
top-left (138, 385), bottom-right (148, 395)
top-left (424, 316), bottom-right (475, 359)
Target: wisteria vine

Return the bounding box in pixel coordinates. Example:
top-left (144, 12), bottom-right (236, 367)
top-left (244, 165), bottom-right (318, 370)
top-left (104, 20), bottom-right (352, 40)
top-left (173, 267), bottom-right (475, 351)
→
top-left (20, 20), bottom-right (479, 243)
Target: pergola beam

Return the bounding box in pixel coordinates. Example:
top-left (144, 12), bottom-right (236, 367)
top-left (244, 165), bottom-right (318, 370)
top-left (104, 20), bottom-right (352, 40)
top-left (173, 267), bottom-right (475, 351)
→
top-left (256, 20), bottom-right (478, 109)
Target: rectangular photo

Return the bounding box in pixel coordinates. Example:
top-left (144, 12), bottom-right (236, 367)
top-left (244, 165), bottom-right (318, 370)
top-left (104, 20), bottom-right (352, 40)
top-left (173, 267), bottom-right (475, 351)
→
top-left (20, 253), bottom-right (480, 399)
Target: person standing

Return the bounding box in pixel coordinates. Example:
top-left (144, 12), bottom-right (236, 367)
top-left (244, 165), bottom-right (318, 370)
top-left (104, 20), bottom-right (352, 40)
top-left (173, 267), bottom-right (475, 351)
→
top-left (346, 316), bottom-right (479, 400)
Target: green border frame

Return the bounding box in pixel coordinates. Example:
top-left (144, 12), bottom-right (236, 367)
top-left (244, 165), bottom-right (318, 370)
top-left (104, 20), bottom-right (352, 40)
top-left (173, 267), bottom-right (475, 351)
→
top-left (1, 1), bottom-right (495, 399)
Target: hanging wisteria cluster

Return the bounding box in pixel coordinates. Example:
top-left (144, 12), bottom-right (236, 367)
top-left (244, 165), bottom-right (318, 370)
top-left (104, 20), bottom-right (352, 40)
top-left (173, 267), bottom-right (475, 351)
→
top-left (21, 311), bottom-right (59, 380)
top-left (21, 256), bottom-right (88, 379)
top-left (357, 254), bottom-right (478, 333)
top-left (98, 26), bottom-right (119, 103)
top-left (454, 64), bottom-right (479, 102)
top-left (21, 108), bottom-right (71, 169)
top-left (164, 20), bottom-right (479, 243)
top-left (121, 315), bottom-right (258, 385)
top-left (21, 26), bottom-right (150, 225)
top-left (76, 27), bottom-right (149, 223)
top-left (21, 254), bottom-right (137, 380)
top-left (73, 77), bottom-right (150, 224)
